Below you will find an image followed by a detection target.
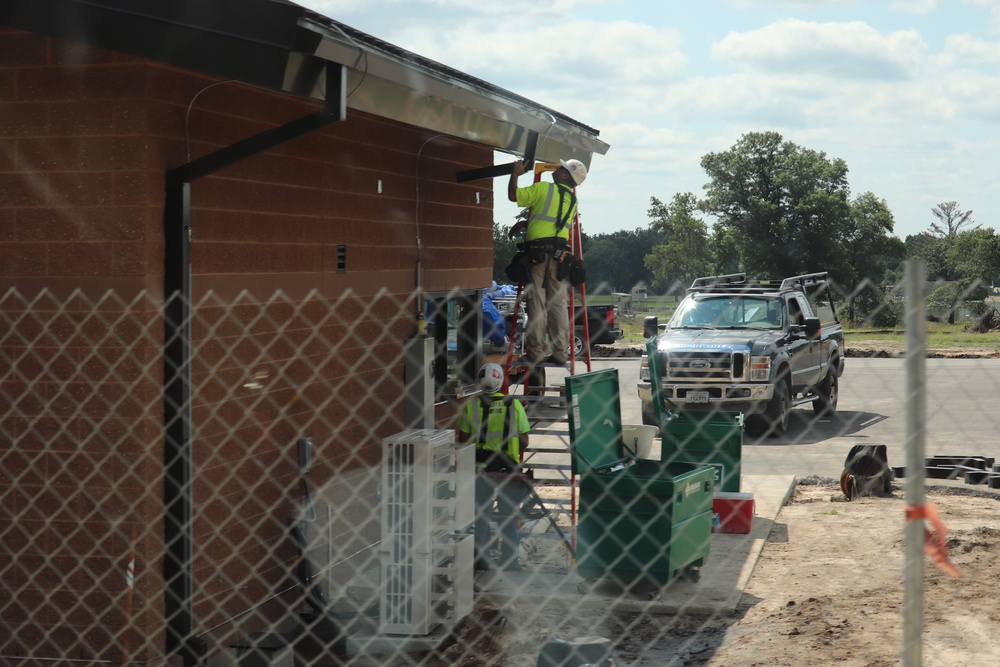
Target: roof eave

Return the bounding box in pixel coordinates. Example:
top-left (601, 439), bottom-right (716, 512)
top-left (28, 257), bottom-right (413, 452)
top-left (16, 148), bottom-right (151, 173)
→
top-left (296, 16), bottom-right (609, 167)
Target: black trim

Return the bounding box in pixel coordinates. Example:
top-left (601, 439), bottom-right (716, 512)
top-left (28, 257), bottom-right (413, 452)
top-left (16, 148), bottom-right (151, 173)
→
top-left (162, 63), bottom-right (345, 667)
top-left (0, 0), bottom-right (307, 92)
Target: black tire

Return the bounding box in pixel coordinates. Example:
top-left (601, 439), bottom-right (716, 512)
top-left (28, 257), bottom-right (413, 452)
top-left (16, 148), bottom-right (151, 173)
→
top-left (767, 379), bottom-right (791, 436)
top-left (812, 367), bottom-right (839, 417)
top-left (567, 328), bottom-right (586, 357)
top-left (752, 379), bottom-right (789, 437)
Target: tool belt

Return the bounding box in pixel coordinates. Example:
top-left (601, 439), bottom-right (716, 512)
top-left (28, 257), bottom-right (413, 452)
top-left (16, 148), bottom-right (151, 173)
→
top-left (476, 447), bottom-right (520, 473)
top-left (522, 238), bottom-right (569, 264)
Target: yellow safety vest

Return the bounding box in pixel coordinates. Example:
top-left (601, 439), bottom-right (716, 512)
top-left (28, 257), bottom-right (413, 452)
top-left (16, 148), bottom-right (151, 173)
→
top-left (517, 182), bottom-right (577, 242)
top-left (462, 394), bottom-right (525, 467)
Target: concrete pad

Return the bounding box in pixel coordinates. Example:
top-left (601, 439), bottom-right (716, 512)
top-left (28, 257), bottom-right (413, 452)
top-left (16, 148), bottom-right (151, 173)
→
top-left (477, 475), bottom-right (796, 614)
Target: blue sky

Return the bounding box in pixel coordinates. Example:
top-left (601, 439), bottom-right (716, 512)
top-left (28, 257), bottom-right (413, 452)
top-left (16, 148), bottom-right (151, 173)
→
top-left (299, 0), bottom-right (1000, 240)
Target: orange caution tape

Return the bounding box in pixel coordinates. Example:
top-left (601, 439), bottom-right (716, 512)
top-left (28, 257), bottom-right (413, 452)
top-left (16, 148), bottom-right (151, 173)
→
top-left (905, 503), bottom-right (961, 578)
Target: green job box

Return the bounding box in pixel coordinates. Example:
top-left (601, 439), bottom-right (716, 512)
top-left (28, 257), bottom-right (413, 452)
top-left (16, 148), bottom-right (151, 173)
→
top-left (566, 369), bottom-right (714, 584)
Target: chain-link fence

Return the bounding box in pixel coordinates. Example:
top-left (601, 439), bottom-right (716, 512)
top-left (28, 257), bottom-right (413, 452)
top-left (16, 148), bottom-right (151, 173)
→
top-left (2, 276), bottom-right (997, 667)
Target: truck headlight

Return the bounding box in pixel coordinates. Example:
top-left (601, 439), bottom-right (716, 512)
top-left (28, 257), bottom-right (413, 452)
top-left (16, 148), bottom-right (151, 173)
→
top-left (750, 355), bottom-right (770, 381)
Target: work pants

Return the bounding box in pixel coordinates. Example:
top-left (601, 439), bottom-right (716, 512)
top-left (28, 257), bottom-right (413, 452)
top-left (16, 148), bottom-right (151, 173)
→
top-left (525, 254), bottom-right (569, 363)
top-left (474, 473), bottom-right (525, 568)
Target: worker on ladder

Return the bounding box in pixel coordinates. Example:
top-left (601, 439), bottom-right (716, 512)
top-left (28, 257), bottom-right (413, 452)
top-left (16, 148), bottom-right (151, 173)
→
top-left (507, 158), bottom-right (587, 366)
top-left (457, 363), bottom-right (531, 572)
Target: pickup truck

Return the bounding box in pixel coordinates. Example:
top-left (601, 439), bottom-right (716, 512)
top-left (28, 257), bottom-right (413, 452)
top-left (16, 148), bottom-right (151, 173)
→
top-left (637, 272), bottom-right (845, 437)
top-left (571, 303), bottom-right (624, 353)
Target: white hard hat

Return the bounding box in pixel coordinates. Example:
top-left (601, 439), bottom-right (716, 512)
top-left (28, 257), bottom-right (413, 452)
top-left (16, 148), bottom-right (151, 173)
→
top-left (559, 158), bottom-right (588, 185)
top-left (478, 363), bottom-right (504, 393)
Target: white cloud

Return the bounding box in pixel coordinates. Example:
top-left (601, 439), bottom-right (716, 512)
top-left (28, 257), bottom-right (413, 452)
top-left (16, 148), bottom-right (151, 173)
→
top-left (940, 33), bottom-right (1000, 66)
top-left (393, 20), bottom-right (685, 87)
top-left (890, 0), bottom-right (941, 15)
top-left (724, 0), bottom-right (858, 8)
top-left (303, 0), bottom-right (613, 32)
top-left (713, 19), bottom-right (926, 80)
top-left (968, 0), bottom-right (1000, 31)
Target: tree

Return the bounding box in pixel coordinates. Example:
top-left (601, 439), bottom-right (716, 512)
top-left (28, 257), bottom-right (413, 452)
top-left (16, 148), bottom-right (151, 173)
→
top-left (948, 228), bottom-right (1000, 288)
top-left (906, 232), bottom-right (953, 282)
top-left (583, 227), bottom-right (665, 293)
top-left (644, 194), bottom-right (711, 291)
top-left (842, 192), bottom-right (906, 322)
top-left (699, 131), bottom-right (854, 283)
top-left (710, 226), bottom-right (741, 275)
top-left (912, 201), bottom-right (979, 323)
top-left (492, 219), bottom-right (518, 284)
top-left (930, 201), bottom-right (978, 240)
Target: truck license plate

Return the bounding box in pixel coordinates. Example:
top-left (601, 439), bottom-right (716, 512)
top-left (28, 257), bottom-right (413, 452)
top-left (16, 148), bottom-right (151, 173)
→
top-left (687, 391), bottom-right (709, 403)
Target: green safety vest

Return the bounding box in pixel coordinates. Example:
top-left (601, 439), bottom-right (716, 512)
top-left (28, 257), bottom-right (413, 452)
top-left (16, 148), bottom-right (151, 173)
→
top-left (517, 182), bottom-right (577, 242)
top-left (466, 393), bottom-right (523, 468)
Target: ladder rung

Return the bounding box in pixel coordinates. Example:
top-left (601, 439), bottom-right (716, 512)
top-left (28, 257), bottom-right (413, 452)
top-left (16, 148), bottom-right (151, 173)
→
top-left (523, 399), bottom-right (567, 408)
top-left (528, 409), bottom-right (568, 417)
top-left (517, 391), bottom-right (566, 400)
top-left (521, 462), bottom-right (572, 471)
top-left (508, 360), bottom-right (570, 370)
top-left (524, 447), bottom-right (570, 454)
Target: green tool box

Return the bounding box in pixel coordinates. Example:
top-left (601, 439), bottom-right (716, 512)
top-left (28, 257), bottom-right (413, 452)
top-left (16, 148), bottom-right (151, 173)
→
top-left (646, 338), bottom-right (745, 492)
top-left (566, 369), bottom-right (714, 584)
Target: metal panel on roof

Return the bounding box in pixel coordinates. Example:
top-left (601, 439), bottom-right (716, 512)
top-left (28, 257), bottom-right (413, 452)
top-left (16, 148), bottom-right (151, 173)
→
top-left (297, 14), bottom-right (609, 167)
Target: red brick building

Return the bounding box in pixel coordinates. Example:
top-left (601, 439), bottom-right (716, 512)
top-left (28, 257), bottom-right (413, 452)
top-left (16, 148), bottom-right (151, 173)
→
top-left (0, 0), bottom-right (607, 664)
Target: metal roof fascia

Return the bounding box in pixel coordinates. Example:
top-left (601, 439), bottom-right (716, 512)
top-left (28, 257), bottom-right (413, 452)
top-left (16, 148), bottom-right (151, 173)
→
top-left (298, 18), bottom-right (609, 166)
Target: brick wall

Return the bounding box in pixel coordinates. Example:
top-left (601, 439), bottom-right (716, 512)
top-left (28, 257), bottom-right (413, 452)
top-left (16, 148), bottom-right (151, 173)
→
top-left (0, 26), bottom-right (494, 662)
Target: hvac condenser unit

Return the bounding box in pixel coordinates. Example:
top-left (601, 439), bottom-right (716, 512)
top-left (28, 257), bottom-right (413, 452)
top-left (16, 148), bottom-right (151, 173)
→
top-left (379, 429), bottom-right (474, 635)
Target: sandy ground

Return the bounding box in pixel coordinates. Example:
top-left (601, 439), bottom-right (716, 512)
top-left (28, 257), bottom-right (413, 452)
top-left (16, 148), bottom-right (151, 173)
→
top-left (423, 479), bottom-right (1000, 667)
top-left (420, 341), bottom-right (1000, 666)
top-left (704, 481), bottom-right (1000, 667)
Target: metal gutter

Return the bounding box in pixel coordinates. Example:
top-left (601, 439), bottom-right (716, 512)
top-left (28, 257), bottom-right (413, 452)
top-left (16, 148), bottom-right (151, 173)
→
top-left (162, 65), bottom-right (346, 667)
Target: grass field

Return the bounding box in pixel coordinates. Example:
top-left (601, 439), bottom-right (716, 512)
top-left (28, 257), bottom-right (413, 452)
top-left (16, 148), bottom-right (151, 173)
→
top-left (843, 323), bottom-right (1000, 351)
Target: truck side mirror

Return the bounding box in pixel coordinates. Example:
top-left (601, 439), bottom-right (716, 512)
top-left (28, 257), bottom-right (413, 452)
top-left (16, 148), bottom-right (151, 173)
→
top-left (642, 315), bottom-right (658, 339)
top-left (804, 316), bottom-right (821, 340)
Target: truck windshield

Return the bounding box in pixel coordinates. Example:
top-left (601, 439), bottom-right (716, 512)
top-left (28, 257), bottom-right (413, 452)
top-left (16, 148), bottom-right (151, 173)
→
top-left (669, 296), bottom-right (783, 330)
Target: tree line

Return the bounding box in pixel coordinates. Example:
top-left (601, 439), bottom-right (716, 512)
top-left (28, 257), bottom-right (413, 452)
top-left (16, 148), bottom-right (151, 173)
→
top-left (494, 131), bottom-right (998, 326)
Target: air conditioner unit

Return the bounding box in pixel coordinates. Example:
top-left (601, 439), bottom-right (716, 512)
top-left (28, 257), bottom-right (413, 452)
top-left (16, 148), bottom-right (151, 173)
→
top-left (379, 429), bottom-right (474, 635)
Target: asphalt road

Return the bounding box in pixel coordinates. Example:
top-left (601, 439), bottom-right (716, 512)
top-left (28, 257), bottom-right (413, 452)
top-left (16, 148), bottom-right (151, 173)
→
top-left (547, 356), bottom-right (1000, 480)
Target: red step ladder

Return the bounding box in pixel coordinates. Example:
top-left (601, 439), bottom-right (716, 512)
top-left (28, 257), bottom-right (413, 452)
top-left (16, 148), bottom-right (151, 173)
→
top-left (501, 161), bottom-right (593, 552)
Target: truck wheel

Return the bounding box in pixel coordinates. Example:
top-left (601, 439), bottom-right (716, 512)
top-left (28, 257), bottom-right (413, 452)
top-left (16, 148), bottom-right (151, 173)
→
top-left (570, 330), bottom-right (585, 357)
top-left (812, 368), bottom-right (839, 417)
top-left (761, 379), bottom-right (790, 437)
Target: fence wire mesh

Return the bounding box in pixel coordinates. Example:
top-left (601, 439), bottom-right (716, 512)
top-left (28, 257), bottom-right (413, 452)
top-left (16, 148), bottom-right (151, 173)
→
top-left (2, 279), bottom-right (998, 667)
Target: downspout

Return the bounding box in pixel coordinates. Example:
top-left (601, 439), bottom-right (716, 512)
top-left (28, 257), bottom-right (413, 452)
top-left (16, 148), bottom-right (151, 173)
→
top-left (162, 64), bottom-right (346, 667)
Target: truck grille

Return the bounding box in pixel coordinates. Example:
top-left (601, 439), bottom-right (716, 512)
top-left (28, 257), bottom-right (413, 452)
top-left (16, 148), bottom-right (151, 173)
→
top-left (666, 351), bottom-right (745, 381)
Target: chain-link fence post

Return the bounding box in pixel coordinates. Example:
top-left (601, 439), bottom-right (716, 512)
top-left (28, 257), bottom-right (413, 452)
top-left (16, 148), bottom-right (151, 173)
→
top-left (903, 258), bottom-right (927, 667)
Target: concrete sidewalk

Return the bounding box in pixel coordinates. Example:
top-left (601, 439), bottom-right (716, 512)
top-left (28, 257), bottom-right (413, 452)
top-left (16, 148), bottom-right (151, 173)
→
top-left (477, 475), bottom-right (797, 615)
